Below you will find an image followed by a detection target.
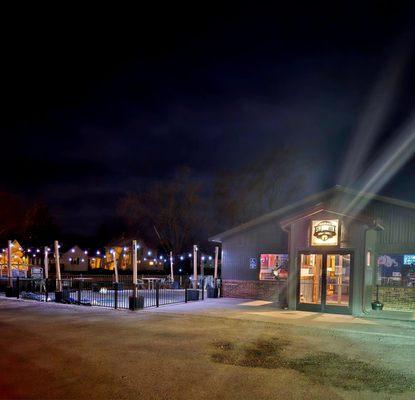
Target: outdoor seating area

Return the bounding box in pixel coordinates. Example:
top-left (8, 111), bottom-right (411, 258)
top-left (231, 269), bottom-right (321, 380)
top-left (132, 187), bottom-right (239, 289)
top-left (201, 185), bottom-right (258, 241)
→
top-left (0, 275), bottom-right (220, 310)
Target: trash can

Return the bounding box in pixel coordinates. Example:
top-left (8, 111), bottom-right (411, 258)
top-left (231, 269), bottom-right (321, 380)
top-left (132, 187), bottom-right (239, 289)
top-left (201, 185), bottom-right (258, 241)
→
top-left (187, 289), bottom-right (199, 301)
top-left (207, 287), bottom-right (218, 298)
top-left (5, 286), bottom-right (18, 297)
top-left (129, 295), bottom-right (144, 310)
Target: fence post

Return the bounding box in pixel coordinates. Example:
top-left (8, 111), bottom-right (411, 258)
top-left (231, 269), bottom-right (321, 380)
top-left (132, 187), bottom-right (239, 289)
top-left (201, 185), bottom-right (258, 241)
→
top-left (45, 278), bottom-right (48, 302)
top-left (185, 280), bottom-right (188, 303)
top-left (77, 279), bottom-right (82, 304)
top-left (156, 281), bottom-right (160, 307)
top-left (114, 282), bottom-right (118, 309)
top-left (201, 277), bottom-right (204, 300)
top-left (16, 277), bottom-right (20, 299)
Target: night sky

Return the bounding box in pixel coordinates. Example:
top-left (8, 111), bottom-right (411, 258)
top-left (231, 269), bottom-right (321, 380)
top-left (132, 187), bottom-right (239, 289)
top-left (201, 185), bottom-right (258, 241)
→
top-left (2, 3), bottom-right (415, 236)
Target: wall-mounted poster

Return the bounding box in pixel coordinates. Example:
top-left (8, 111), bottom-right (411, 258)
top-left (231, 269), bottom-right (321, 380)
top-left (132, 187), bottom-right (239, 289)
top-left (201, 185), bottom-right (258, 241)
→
top-left (259, 254), bottom-right (288, 280)
top-left (377, 254), bottom-right (401, 276)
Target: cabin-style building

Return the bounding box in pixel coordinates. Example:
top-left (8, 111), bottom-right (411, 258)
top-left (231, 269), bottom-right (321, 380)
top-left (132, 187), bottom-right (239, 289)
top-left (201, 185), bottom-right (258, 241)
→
top-left (61, 245), bottom-right (89, 272)
top-left (210, 186), bottom-right (415, 315)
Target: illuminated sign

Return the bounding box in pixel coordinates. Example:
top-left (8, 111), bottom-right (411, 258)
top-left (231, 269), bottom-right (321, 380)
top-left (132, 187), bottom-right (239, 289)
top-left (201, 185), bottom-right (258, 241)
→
top-left (311, 219), bottom-right (339, 246)
top-left (403, 255), bottom-right (415, 265)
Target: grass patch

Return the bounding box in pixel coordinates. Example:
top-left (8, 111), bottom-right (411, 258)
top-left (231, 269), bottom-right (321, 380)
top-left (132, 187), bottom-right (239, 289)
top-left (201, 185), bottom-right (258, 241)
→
top-left (211, 337), bottom-right (415, 393)
top-left (212, 337), bottom-right (289, 369)
top-left (289, 352), bottom-right (413, 393)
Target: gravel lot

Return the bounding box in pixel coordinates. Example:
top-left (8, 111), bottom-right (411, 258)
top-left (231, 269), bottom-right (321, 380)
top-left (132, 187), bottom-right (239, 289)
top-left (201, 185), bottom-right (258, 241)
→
top-left (0, 298), bottom-right (414, 400)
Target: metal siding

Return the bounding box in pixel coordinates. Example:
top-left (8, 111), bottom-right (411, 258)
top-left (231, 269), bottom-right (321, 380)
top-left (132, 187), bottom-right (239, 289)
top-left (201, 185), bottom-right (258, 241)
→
top-left (221, 219), bottom-right (288, 281)
top-left (220, 191), bottom-right (415, 313)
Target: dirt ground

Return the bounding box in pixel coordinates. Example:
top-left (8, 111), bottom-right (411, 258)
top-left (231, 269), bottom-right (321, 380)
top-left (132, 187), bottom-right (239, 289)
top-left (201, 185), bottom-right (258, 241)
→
top-left (1, 298), bottom-right (415, 400)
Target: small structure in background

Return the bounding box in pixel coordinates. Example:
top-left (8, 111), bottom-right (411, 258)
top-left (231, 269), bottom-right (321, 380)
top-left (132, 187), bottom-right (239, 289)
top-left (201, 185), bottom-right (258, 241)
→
top-left (0, 240), bottom-right (29, 277)
top-left (97, 238), bottom-right (164, 272)
top-left (61, 245), bottom-right (89, 272)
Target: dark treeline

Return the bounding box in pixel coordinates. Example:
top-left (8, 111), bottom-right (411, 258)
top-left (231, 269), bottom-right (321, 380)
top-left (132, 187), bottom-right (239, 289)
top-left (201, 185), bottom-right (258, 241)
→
top-left (0, 192), bottom-right (59, 247)
top-left (1, 146), bottom-right (312, 252)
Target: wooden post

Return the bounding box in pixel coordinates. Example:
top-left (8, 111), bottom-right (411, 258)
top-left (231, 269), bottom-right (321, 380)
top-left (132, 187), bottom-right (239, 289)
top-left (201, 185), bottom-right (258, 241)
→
top-left (113, 250), bottom-right (119, 284)
top-left (169, 251), bottom-right (174, 282)
top-left (214, 246), bottom-right (219, 280)
top-left (7, 240), bottom-right (13, 288)
top-left (193, 244), bottom-right (198, 289)
top-left (44, 246), bottom-right (49, 279)
top-left (132, 240), bottom-right (138, 296)
top-left (54, 240), bottom-right (62, 292)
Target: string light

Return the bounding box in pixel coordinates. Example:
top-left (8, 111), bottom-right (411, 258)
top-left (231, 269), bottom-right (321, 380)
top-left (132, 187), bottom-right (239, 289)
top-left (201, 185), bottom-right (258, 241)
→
top-left (3, 242), bottom-right (215, 270)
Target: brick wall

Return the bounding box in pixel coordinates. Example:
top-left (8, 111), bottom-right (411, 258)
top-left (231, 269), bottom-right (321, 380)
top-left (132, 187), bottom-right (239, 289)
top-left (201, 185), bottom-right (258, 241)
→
top-left (372, 286), bottom-right (415, 311)
top-left (222, 279), bottom-right (287, 307)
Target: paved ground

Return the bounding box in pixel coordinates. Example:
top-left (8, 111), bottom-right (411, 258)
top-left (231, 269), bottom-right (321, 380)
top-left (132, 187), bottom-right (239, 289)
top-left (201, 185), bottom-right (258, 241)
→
top-left (1, 298), bottom-right (414, 400)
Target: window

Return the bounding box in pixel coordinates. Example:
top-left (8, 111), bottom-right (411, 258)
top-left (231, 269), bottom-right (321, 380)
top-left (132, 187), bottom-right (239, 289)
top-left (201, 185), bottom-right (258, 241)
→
top-left (259, 254), bottom-right (288, 280)
top-left (377, 254), bottom-right (415, 287)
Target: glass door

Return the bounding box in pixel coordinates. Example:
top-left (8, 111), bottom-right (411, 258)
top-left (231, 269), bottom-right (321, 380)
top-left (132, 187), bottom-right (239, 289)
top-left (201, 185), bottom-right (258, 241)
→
top-left (298, 252), bottom-right (352, 312)
top-left (325, 254), bottom-right (351, 308)
top-left (299, 254), bottom-right (323, 305)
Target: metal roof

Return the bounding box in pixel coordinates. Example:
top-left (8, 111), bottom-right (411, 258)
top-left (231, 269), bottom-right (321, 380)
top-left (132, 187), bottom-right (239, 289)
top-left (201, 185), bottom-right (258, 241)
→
top-left (209, 185), bottom-right (415, 242)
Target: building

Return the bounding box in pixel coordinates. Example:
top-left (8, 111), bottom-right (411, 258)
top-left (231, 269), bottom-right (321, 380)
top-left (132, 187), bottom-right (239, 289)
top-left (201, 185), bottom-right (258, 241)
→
top-left (89, 238), bottom-right (164, 272)
top-left (0, 240), bottom-right (30, 277)
top-left (61, 245), bottom-right (89, 272)
top-left (210, 186), bottom-right (415, 315)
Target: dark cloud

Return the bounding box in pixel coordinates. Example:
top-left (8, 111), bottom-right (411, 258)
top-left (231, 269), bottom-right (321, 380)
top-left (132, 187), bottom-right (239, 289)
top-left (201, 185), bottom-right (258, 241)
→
top-left (2, 3), bottom-right (415, 235)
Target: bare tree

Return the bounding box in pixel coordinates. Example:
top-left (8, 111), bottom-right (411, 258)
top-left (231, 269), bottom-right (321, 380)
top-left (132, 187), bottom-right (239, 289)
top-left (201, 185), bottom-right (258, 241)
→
top-left (21, 202), bottom-right (59, 245)
top-left (213, 145), bottom-right (312, 229)
top-left (118, 168), bottom-right (210, 253)
top-left (0, 192), bottom-right (23, 241)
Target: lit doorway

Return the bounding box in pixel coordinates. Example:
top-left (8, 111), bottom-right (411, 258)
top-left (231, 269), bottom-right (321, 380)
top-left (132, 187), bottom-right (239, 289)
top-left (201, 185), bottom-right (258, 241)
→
top-left (297, 252), bottom-right (352, 313)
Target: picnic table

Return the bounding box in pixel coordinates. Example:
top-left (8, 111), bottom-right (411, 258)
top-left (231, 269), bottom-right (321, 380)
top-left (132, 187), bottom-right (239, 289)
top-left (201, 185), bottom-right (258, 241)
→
top-left (142, 277), bottom-right (162, 290)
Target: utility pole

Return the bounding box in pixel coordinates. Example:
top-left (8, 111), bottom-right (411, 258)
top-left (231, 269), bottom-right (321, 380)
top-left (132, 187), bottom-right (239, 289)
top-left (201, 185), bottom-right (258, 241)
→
top-left (113, 250), bottom-right (119, 284)
top-left (169, 251), bottom-right (174, 282)
top-left (7, 240), bottom-right (12, 288)
top-left (44, 246), bottom-right (49, 279)
top-left (54, 241), bottom-right (62, 293)
top-left (214, 246), bottom-right (219, 280)
top-left (193, 244), bottom-right (198, 289)
top-left (132, 240), bottom-right (138, 295)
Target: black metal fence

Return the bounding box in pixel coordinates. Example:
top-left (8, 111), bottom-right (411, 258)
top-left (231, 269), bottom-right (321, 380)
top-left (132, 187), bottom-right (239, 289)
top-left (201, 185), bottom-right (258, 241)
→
top-left (0, 276), bottom-right (220, 310)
